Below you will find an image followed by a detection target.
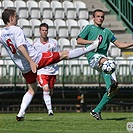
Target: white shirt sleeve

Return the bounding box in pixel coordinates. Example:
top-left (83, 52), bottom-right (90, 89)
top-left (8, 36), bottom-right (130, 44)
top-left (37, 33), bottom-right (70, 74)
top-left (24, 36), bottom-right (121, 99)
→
top-left (14, 27), bottom-right (27, 48)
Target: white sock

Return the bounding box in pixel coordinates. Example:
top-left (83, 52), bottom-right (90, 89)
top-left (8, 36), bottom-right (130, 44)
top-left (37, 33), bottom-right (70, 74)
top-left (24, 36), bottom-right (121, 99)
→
top-left (43, 91), bottom-right (52, 111)
top-left (68, 45), bottom-right (96, 59)
top-left (17, 92), bottom-right (33, 117)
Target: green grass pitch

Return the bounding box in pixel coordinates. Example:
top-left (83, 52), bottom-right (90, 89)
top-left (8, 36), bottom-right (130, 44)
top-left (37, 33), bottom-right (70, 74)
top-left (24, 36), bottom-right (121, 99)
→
top-left (0, 112), bottom-right (132, 133)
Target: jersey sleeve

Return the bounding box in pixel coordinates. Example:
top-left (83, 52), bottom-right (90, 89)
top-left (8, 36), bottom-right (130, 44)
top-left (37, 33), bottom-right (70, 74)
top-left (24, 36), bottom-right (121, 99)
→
top-left (111, 35), bottom-right (117, 43)
top-left (14, 27), bottom-right (27, 48)
top-left (77, 25), bottom-right (90, 39)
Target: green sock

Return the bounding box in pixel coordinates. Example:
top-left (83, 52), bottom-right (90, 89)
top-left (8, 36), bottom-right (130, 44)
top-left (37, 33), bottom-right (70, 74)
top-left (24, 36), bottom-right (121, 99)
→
top-left (94, 93), bottom-right (111, 112)
top-left (102, 72), bottom-right (111, 91)
top-left (94, 72), bottom-right (112, 112)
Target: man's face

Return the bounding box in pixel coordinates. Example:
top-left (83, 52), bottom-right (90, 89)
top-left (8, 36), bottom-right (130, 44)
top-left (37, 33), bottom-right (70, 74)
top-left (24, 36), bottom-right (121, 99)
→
top-left (10, 12), bottom-right (18, 26)
top-left (93, 11), bottom-right (104, 27)
top-left (40, 26), bottom-right (48, 38)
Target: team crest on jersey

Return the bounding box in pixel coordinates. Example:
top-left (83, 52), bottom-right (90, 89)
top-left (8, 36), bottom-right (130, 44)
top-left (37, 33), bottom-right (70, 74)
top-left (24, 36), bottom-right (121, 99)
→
top-left (98, 35), bottom-right (103, 44)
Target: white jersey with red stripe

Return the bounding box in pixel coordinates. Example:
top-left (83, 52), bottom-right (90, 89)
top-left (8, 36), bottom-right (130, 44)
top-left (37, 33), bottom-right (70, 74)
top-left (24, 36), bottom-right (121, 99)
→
top-left (0, 26), bottom-right (42, 73)
top-left (33, 38), bottom-right (60, 75)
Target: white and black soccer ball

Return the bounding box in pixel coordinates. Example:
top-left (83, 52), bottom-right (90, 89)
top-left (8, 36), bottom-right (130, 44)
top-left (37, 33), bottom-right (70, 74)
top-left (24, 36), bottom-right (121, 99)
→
top-left (102, 60), bottom-right (116, 74)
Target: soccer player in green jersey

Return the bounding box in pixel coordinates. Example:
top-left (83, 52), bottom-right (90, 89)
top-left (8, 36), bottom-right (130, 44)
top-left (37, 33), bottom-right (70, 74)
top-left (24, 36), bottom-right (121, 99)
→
top-left (77, 9), bottom-right (133, 120)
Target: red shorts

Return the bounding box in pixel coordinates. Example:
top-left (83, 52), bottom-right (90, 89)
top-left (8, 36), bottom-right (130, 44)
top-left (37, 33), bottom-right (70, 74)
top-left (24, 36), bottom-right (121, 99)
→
top-left (37, 75), bottom-right (56, 89)
top-left (37, 51), bottom-right (60, 69)
top-left (22, 51), bottom-right (60, 84)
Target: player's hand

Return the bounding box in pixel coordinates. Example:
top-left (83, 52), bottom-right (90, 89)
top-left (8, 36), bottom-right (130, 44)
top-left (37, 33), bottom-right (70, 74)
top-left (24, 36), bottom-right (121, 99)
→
top-left (30, 61), bottom-right (38, 73)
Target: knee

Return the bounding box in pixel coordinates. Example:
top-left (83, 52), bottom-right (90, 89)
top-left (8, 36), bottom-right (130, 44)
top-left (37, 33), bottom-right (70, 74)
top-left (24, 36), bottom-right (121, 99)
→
top-left (27, 82), bottom-right (37, 95)
top-left (28, 89), bottom-right (37, 96)
top-left (43, 88), bottom-right (53, 96)
top-left (43, 85), bottom-right (49, 92)
top-left (43, 88), bottom-right (49, 92)
top-left (99, 57), bottom-right (108, 67)
top-left (59, 50), bottom-right (69, 60)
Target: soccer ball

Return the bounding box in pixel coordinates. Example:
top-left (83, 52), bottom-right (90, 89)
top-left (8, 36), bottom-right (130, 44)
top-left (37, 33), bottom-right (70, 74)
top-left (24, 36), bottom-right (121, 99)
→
top-left (102, 60), bottom-right (116, 74)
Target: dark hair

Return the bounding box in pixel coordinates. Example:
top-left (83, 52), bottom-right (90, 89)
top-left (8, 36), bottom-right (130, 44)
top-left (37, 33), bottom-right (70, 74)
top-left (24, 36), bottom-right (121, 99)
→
top-left (93, 9), bottom-right (104, 17)
top-left (39, 23), bottom-right (49, 30)
top-left (2, 8), bottom-right (16, 24)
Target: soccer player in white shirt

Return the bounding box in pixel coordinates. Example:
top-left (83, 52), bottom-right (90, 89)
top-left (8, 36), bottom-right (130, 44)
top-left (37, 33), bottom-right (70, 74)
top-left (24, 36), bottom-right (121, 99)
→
top-left (34, 23), bottom-right (60, 116)
top-left (0, 8), bottom-right (99, 121)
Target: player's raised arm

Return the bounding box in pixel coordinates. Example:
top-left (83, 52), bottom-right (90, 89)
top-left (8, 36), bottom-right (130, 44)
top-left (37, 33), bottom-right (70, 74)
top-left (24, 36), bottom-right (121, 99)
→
top-left (113, 40), bottom-right (133, 49)
top-left (77, 37), bottom-right (94, 45)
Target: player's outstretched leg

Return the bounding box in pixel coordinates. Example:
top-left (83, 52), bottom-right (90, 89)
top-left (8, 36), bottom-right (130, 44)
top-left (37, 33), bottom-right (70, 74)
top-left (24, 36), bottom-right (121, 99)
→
top-left (68, 38), bottom-right (100, 59)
